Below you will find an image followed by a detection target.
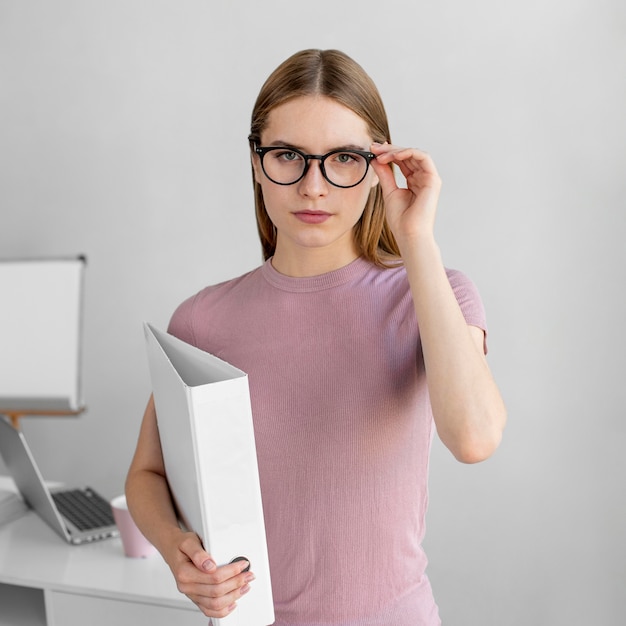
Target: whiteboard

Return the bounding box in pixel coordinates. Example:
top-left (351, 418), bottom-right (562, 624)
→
top-left (0, 257), bottom-right (86, 413)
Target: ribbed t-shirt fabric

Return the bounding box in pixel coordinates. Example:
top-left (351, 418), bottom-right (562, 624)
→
top-left (167, 256), bottom-right (487, 626)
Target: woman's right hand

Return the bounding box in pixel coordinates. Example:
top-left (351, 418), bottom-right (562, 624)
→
top-left (126, 398), bottom-right (254, 617)
top-left (166, 530), bottom-right (255, 619)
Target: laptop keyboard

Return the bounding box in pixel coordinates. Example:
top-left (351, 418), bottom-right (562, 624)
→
top-left (52, 488), bottom-right (115, 531)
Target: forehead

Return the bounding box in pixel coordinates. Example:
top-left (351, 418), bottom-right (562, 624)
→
top-left (261, 95), bottom-right (372, 149)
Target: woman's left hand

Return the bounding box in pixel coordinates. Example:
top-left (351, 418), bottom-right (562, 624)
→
top-left (370, 142), bottom-right (442, 245)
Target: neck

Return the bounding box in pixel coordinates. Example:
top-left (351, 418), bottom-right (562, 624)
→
top-left (271, 240), bottom-right (360, 278)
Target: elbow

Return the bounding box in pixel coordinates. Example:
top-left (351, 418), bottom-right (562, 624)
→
top-left (444, 409), bottom-right (507, 465)
top-left (451, 432), bottom-right (502, 464)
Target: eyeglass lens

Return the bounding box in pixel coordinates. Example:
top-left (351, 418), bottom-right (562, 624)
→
top-left (261, 149), bottom-right (371, 187)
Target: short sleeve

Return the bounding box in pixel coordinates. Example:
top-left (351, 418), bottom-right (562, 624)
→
top-left (446, 268), bottom-right (488, 354)
top-left (166, 293), bottom-right (198, 346)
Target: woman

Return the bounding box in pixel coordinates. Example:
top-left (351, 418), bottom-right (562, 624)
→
top-left (126, 49), bottom-right (506, 625)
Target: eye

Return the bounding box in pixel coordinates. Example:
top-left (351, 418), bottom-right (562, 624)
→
top-left (333, 152), bottom-right (362, 165)
top-left (274, 150), bottom-right (302, 162)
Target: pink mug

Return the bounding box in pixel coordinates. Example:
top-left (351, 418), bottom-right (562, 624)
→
top-left (110, 495), bottom-right (157, 558)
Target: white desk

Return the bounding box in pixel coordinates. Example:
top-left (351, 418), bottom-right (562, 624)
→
top-left (0, 477), bottom-right (205, 626)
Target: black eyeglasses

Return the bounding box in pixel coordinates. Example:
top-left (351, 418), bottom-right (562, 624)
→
top-left (252, 144), bottom-right (376, 188)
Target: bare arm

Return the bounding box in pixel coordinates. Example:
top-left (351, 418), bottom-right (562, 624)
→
top-left (125, 396), bottom-right (254, 618)
top-left (371, 144), bottom-right (507, 463)
top-left (400, 238), bottom-right (506, 462)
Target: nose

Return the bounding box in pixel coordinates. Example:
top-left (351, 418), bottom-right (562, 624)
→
top-left (297, 157), bottom-right (329, 196)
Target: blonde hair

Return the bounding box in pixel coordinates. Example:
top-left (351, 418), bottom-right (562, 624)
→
top-left (249, 49), bottom-right (400, 266)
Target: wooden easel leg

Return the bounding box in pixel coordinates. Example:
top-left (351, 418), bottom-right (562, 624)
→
top-left (7, 414), bottom-right (23, 429)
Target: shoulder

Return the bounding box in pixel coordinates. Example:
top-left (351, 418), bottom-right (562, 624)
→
top-left (377, 262), bottom-right (487, 330)
top-left (167, 265), bottom-right (265, 344)
top-left (445, 267), bottom-right (484, 307)
top-left (367, 261), bottom-right (480, 300)
top-left (445, 266), bottom-right (481, 296)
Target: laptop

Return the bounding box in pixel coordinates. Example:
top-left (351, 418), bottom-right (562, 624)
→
top-left (0, 416), bottom-right (118, 544)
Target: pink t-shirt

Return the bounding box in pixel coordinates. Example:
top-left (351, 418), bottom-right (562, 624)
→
top-left (168, 256), bottom-right (487, 626)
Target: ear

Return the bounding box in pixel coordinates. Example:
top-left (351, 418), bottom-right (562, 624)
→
top-left (369, 169), bottom-right (379, 189)
top-left (250, 148), bottom-right (263, 184)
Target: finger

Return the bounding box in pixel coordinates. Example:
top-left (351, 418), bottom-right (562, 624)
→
top-left (373, 144), bottom-right (438, 176)
top-left (372, 145), bottom-right (432, 187)
top-left (371, 143), bottom-right (415, 163)
top-left (404, 151), bottom-right (439, 181)
top-left (372, 143), bottom-right (428, 161)
top-left (191, 586), bottom-right (239, 620)
top-left (179, 534), bottom-right (217, 573)
top-left (210, 558), bottom-right (252, 584)
top-left (194, 559), bottom-right (251, 589)
top-left (386, 153), bottom-right (441, 193)
top-left (184, 566), bottom-right (254, 600)
top-left (390, 152), bottom-right (434, 179)
top-left (187, 569), bottom-right (255, 618)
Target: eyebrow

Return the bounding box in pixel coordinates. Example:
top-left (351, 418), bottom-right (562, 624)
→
top-left (266, 140), bottom-right (370, 153)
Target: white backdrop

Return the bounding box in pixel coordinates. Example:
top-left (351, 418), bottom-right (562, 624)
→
top-left (1, 1), bottom-right (624, 624)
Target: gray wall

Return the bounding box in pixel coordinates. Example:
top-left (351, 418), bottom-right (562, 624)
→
top-left (1, 1), bottom-right (624, 624)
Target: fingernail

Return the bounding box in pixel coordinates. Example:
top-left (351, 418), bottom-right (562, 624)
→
top-left (240, 584), bottom-right (251, 596)
top-left (202, 559), bottom-right (216, 572)
top-left (245, 572), bottom-right (256, 583)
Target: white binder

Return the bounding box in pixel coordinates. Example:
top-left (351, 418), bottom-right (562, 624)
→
top-left (144, 323), bottom-right (274, 626)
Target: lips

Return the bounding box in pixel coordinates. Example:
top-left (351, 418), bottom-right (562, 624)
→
top-left (293, 211), bottom-right (332, 224)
